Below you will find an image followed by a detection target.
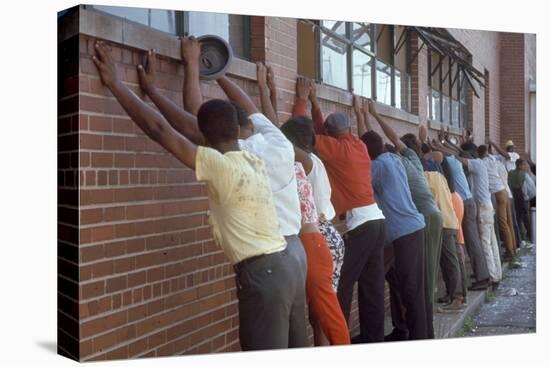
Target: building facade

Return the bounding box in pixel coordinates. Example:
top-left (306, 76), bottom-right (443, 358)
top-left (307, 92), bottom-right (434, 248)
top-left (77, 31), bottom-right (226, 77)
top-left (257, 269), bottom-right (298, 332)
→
top-left (57, 5), bottom-right (536, 361)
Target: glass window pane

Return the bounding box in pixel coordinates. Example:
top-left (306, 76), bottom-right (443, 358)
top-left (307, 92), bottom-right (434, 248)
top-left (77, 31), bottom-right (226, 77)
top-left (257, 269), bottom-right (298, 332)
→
top-left (93, 5), bottom-right (149, 26)
top-left (460, 102), bottom-right (468, 128)
top-left (432, 89), bottom-right (441, 121)
top-left (149, 9), bottom-right (176, 33)
top-left (452, 99), bottom-right (459, 126)
top-left (451, 63), bottom-right (459, 99)
top-left (352, 49), bottom-right (372, 97)
top-left (376, 25), bottom-right (392, 65)
top-left (430, 51), bottom-right (441, 91)
top-left (352, 23), bottom-right (372, 51)
top-left (442, 94), bottom-right (450, 123)
top-left (188, 12), bottom-right (229, 39)
top-left (442, 56), bottom-right (450, 95)
top-left (321, 20), bottom-right (347, 39)
top-left (395, 69), bottom-right (411, 111)
top-left (376, 60), bottom-right (392, 105)
top-left (394, 26), bottom-right (407, 71)
top-left (321, 33), bottom-right (348, 90)
top-left (460, 74), bottom-right (468, 102)
top-left (188, 12), bottom-right (248, 60)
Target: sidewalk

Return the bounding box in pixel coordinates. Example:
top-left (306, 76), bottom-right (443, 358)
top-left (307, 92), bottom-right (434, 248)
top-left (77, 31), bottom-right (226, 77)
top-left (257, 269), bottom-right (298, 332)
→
top-left (463, 244), bottom-right (536, 337)
top-left (381, 246), bottom-right (533, 339)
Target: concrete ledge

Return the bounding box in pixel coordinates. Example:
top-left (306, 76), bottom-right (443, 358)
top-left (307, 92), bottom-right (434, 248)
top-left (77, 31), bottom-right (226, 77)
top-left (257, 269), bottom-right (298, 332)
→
top-left (59, 5), bottom-right (258, 82)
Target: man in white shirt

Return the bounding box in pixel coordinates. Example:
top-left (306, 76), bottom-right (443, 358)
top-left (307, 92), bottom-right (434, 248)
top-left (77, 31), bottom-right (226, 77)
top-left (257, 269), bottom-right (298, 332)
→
top-left (490, 140), bottom-right (520, 172)
top-left (478, 145), bottom-right (517, 261)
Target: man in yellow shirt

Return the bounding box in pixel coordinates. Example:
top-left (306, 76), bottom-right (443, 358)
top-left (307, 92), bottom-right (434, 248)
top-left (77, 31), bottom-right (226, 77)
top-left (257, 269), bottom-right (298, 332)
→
top-left (92, 41), bottom-right (307, 350)
top-left (424, 170), bottom-right (465, 312)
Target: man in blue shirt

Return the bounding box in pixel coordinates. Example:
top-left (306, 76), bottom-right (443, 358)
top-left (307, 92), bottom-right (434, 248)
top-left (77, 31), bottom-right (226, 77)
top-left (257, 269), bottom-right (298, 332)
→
top-left (361, 125), bottom-right (428, 341)
top-left (443, 154), bottom-right (491, 290)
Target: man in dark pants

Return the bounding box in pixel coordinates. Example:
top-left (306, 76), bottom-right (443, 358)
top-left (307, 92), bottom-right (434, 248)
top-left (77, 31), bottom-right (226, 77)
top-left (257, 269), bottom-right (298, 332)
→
top-left (367, 101), bottom-right (440, 339)
top-left (362, 129), bottom-right (427, 340)
top-left (293, 80), bottom-right (386, 343)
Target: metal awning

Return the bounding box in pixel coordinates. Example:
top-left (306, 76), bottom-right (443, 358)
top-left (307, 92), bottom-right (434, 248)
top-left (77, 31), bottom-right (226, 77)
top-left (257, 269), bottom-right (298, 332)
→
top-left (406, 26), bottom-right (486, 97)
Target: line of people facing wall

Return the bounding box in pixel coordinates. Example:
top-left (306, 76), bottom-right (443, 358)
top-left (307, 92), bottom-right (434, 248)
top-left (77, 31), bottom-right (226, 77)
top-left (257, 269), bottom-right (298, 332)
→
top-left (91, 36), bottom-right (536, 350)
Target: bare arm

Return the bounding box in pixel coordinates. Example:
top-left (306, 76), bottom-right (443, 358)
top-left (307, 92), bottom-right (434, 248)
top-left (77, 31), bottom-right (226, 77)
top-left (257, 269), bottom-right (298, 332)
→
top-left (256, 62), bottom-right (279, 126)
top-left (431, 139), bottom-right (456, 156)
top-left (293, 146), bottom-right (313, 175)
top-left (266, 65), bottom-right (279, 119)
top-left (352, 95), bottom-right (367, 138)
top-left (419, 124), bottom-right (428, 144)
top-left (137, 49), bottom-right (205, 145)
top-left (93, 41), bottom-right (196, 169)
top-left (216, 76), bottom-right (259, 115)
top-left (181, 36), bottom-right (203, 116)
top-left (489, 140), bottom-right (511, 160)
top-left (368, 100), bottom-right (406, 151)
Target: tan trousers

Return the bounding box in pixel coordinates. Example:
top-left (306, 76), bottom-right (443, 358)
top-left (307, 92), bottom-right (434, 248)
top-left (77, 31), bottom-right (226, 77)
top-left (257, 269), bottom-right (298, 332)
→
top-left (477, 201), bottom-right (502, 282)
top-left (495, 190), bottom-right (517, 258)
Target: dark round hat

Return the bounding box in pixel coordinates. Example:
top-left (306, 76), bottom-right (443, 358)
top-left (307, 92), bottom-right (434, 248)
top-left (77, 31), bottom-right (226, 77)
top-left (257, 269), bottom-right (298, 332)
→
top-left (196, 34), bottom-right (233, 80)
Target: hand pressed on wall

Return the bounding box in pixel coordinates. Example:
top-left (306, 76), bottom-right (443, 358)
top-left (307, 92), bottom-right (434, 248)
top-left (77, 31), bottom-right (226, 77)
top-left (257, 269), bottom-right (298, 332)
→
top-left (137, 49), bottom-right (157, 95)
top-left (92, 41), bottom-right (120, 88)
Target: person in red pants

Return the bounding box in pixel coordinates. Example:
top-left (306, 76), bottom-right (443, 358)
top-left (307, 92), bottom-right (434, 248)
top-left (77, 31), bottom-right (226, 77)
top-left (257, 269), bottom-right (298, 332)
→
top-left (295, 163), bottom-right (351, 345)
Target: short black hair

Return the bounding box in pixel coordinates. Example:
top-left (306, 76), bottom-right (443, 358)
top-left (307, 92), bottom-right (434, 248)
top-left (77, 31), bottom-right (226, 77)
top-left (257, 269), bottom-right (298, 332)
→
top-left (385, 143), bottom-right (397, 154)
top-left (516, 158), bottom-right (525, 169)
top-left (477, 145), bottom-right (488, 157)
top-left (280, 116), bottom-right (316, 153)
top-left (401, 133), bottom-right (419, 150)
top-left (461, 142), bottom-right (478, 157)
top-left (421, 143), bottom-right (431, 154)
top-left (197, 99), bottom-right (239, 145)
top-left (229, 101), bottom-right (249, 127)
top-left (361, 131), bottom-right (385, 160)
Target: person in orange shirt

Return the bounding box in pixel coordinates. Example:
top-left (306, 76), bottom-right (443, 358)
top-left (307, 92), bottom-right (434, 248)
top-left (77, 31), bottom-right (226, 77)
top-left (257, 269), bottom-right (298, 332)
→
top-left (292, 77), bottom-right (386, 343)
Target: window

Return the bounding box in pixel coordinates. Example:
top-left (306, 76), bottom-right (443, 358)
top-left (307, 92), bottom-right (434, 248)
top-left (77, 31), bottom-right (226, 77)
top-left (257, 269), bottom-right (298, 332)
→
top-left (90, 5), bottom-right (251, 60)
top-left (298, 21), bottom-right (411, 111)
top-left (428, 50), bottom-right (468, 128)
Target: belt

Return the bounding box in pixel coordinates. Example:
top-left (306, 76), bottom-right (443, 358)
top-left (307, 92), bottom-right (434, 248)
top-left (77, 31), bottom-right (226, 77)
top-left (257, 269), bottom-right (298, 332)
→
top-left (233, 249), bottom-right (283, 273)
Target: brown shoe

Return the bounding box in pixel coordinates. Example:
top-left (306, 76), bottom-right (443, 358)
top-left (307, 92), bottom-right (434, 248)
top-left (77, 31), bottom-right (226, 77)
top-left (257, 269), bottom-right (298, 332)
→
top-left (437, 299), bottom-right (465, 313)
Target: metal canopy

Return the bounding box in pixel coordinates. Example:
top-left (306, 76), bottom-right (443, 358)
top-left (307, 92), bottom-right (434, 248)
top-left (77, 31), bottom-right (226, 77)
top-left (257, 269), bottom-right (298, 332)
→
top-left (408, 26), bottom-right (486, 96)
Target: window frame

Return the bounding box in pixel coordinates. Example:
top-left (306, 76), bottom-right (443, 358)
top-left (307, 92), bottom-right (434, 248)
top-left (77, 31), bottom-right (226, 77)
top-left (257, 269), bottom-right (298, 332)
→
top-left (428, 49), bottom-right (468, 128)
top-left (316, 21), bottom-right (411, 111)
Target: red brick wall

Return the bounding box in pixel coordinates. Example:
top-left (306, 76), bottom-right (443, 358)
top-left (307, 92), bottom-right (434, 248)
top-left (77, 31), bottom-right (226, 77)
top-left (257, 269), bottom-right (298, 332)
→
top-left (499, 33), bottom-right (527, 153)
top-left (58, 31), bottom-right (81, 360)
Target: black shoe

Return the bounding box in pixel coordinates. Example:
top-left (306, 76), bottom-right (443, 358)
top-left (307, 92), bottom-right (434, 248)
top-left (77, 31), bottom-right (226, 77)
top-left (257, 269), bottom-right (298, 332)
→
top-left (468, 279), bottom-right (490, 291)
top-left (437, 294), bottom-right (451, 304)
top-left (491, 281), bottom-right (500, 291)
top-left (384, 329), bottom-right (409, 342)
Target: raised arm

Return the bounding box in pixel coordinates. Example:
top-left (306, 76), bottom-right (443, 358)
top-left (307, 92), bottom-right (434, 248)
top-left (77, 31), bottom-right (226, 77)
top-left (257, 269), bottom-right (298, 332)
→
top-left (431, 139), bottom-right (456, 156)
top-left (256, 62), bottom-right (279, 126)
top-left (368, 100), bottom-right (406, 151)
top-left (266, 65), bottom-right (279, 119)
top-left (419, 123), bottom-right (428, 145)
top-left (216, 76), bottom-right (259, 115)
top-left (352, 95), bottom-right (367, 138)
top-left (309, 80), bottom-right (325, 130)
top-left (137, 49), bottom-right (205, 145)
top-left (489, 140), bottom-right (511, 160)
top-left (93, 41), bottom-right (196, 169)
top-left (181, 36), bottom-right (203, 116)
